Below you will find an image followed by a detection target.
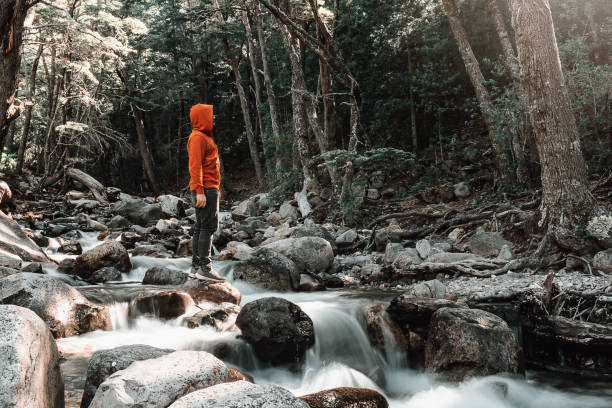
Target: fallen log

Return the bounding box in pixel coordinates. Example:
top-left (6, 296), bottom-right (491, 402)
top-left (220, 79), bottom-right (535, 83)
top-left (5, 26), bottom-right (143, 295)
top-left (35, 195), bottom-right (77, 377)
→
top-left (40, 167), bottom-right (109, 205)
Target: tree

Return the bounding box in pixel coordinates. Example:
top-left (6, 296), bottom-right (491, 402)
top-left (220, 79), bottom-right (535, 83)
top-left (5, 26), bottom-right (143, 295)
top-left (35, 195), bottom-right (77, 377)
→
top-left (510, 0), bottom-right (605, 250)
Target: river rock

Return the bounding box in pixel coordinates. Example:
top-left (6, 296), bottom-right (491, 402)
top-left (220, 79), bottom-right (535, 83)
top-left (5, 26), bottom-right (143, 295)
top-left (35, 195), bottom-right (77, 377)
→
top-left (183, 303), bottom-right (241, 330)
top-left (89, 266), bottom-right (122, 283)
top-left (89, 351), bottom-right (230, 408)
top-left (218, 241), bottom-right (254, 261)
top-left (265, 236), bottom-right (334, 274)
top-left (169, 380), bottom-right (309, 408)
top-left (453, 182), bottom-right (471, 199)
top-left (386, 295), bottom-right (468, 328)
top-left (300, 387), bottom-right (389, 408)
top-left (81, 345), bottom-right (173, 408)
top-left (391, 249), bottom-right (422, 270)
top-left (0, 210), bottom-right (50, 266)
top-left (425, 307), bottom-right (522, 381)
top-left (383, 243), bottom-right (404, 265)
top-left (336, 229), bottom-right (358, 246)
top-left (405, 280), bottom-right (447, 299)
top-left (415, 239), bottom-right (432, 259)
top-left (131, 290), bottom-right (193, 319)
top-left (157, 194), bottom-right (186, 218)
top-left (291, 220), bottom-right (336, 250)
top-left (468, 232), bottom-right (514, 258)
top-left (593, 249), bottom-right (612, 274)
top-left (233, 247), bottom-right (300, 291)
top-left (0, 273), bottom-right (111, 338)
top-left (182, 278), bottom-right (241, 305)
top-left (236, 297), bottom-right (315, 364)
top-left (280, 202), bottom-right (300, 221)
top-left (73, 240), bottom-right (131, 282)
top-left (114, 197), bottom-right (164, 226)
top-left (364, 304), bottom-right (408, 354)
top-left (142, 266), bottom-right (188, 285)
top-left (0, 305), bottom-right (64, 408)
top-left (59, 241), bottom-right (83, 255)
top-left (108, 215), bottom-right (132, 229)
top-left (0, 266), bottom-right (20, 278)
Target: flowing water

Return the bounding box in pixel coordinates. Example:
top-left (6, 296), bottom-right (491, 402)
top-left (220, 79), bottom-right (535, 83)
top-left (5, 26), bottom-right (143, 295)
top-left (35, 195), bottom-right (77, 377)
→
top-left (44, 232), bottom-right (612, 408)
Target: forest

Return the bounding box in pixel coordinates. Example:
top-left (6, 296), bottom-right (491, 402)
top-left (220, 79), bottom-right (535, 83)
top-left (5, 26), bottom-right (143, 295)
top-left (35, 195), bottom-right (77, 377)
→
top-left (0, 0), bottom-right (611, 407)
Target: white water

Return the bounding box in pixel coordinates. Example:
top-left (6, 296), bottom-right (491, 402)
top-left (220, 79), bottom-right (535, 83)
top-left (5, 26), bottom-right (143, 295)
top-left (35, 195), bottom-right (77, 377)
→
top-left (50, 233), bottom-right (612, 408)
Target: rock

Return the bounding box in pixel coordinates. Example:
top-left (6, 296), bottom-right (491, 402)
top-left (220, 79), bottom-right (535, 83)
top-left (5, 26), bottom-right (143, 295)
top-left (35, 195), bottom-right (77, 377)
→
top-left (300, 387), bottom-right (389, 408)
top-left (383, 243), bottom-right (404, 265)
top-left (448, 228), bottom-right (464, 241)
top-left (391, 249), bottom-right (422, 270)
top-left (381, 188), bottom-right (395, 199)
top-left (71, 199), bottom-right (100, 211)
top-left (227, 368), bottom-right (254, 383)
top-left (157, 194), bottom-right (186, 218)
top-left (182, 279), bottom-right (241, 305)
top-left (336, 229), bottom-right (358, 246)
top-left (0, 266), bottom-right (20, 278)
top-left (0, 305), bottom-right (64, 408)
top-left (233, 247), bottom-right (300, 291)
top-left (264, 237), bottom-right (334, 274)
top-left (426, 252), bottom-right (483, 263)
top-left (364, 304), bottom-right (408, 354)
top-left (21, 262), bottom-right (44, 274)
top-left (267, 212), bottom-right (282, 226)
top-left (114, 197), bottom-right (163, 226)
top-left (131, 290), bottom-right (193, 319)
top-left (280, 202), bottom-right (300, 221)
top-left (415, 239), bottom-right (432, 259)
top-left (453, 182), bottom-right (471, 199)
top-left (183, 303), bottom-right (241, 330)
top-left (90, 266), bottom-right (122, 283)
top-left (143, 267), bottom-right (188, 285)
top-left (73, 240), bottom-right (131, 282)
top-left (218, 241), bottom-right (254, 261)
top-left (59, 241), bottom-right (83, 255)
top-left (366, 188), bottom-right (381, 200)
top-left (169, 380), bottom-right (309, 408)
top-left (131, 244), bottom-right (173, 258)
top-left (418, 185), bottom-right (455, 204)
top-left (497, 244), bottom-right (515, 261)
top-left (374, 226), bottom-right (402, 252)
top-left (0, 210), bottom-right (50, 266)
top-left (361, 264), bottom-right (385, 283)
top-left (291, 219), bottom-right (336, 246)
top-left (294, 191), bottom-right (313, 218)
top-left (0, 180), bottom-right (13, 207)
top-left (0, 273), bottom-right (110, 338)
top-left (236, 297), bottom-right (315, 364)
top-left (81, 345), bottom-right (173, 408)
top-left (176, 239), bottom-right (192, 257)
top-left (405, 280), bottom-right (447, 299)
top-left (469, 232), bottom-right (514, 258)
top-left (593, 249), bottom-right (612, 274)
top-left (386, 295), bottom-right (468, 328)
top-left (425, 307), bottom-right (522, 382)
top-left (89, 351), bottom-right (230, 408)
top-left (323, 275), bottom-right (344, 288)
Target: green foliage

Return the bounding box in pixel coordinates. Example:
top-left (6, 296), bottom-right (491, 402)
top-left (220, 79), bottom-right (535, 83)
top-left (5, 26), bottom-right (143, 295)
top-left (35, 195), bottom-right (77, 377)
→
top-left (316, 148), bottom-right (415, 174)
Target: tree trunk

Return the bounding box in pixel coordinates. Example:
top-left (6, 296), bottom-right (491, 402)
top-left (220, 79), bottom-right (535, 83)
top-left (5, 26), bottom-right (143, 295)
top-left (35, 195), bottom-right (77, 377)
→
top-left (213, 0), bottom-right (265, 188)
top-left (17, 41), bottom-right (43, 174)
top-left (0, 0), bottom-right (31, 155)
top-left (487, 0), bottom-right (519, 78)
top-left (255, 3), bottom-right (283, 173)
top-left (407, 43), bottom-right (418, 152)
top-left (314, 4), bottom-right (336, 151)
top-left (240, 9), bottom-right (265, 142)
top-left (442, 0), bottom-right (515, 187)
top-left (510, 0), bottom-right (601, 249)
top-left (131, 104), bottom-right (160, 194)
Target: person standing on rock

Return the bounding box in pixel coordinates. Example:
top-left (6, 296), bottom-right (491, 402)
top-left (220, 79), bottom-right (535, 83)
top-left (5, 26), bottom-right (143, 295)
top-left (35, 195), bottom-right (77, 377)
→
top-left (187, 104), bottom-right (225, 282)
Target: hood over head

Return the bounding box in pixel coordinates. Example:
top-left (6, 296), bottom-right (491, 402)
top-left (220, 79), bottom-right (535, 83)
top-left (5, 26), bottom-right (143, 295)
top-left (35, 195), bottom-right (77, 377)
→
top-left (190, 104), bottom-right (214, 136)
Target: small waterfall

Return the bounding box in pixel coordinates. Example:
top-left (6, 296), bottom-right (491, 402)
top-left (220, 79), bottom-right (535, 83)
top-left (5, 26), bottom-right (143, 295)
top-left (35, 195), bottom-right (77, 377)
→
top-left (108, 302), bottom-right (130, 330)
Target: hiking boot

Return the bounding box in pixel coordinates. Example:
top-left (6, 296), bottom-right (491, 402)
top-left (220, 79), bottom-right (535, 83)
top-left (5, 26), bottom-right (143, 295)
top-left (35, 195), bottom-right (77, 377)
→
top-left (196, 267), bottom-right (225, 282)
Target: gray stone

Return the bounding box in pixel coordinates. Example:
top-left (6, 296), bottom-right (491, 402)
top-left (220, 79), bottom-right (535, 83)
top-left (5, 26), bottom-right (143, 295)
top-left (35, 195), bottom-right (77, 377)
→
top-left (81, 345), bottom-right (172, 408)
top-left (142, 267), bottom-right (188, 285)
top-left (0, 210), bottom-right (50, 266)
top-left (157, 195), bottom-right (186, 218)
top-left (383, 243), bottom-right (404, 265)
top-left (73, 240), bottom-right (131, 282)
top-left (387, 295), bottom-right (468, 328)
top-left (427, 252), bottom-right (483, 263)
top-left (169, 381), bottom-right (309, 408)
top-left (89, 266), bottom-right (122, 283)
top-left (183, 303), bottom-right (241, 330)
top-left (233, 247), bottom-right (300, 291)
top-left (131, 290), bottom-right (193, 319)
top-left (114, 198), bottom-right (164, 226)
top-left (0, 273), bottom-right (110, 338)
top-left (89, 351), bottom-right (230, 408)
top-left (280, 202), bottom-right (300, 221)
top-left (367, 188), bottom-right (381, 200)
top-left (406, 280), bottom-right (447, 299)
top-left (497, 244), bottom-right (515, 261)
top-left (0, 305), bottom-right (64, 408)
top-left (336, 229), bottom-right (358, 245)
top-left (415, 239), bottom-right (432, 259)
top-left (469, 232), bottom-right (514, 258)
top-left (453, 182), bottom-right (471, 199)
top-left (392, 249), bottom-right (422, 270)
top-left (265, 237), bottom-right (334, 274)
top-left (300, 387), bottom-right (389, 408)
top-left (593, 249), bottom-right (612, 274)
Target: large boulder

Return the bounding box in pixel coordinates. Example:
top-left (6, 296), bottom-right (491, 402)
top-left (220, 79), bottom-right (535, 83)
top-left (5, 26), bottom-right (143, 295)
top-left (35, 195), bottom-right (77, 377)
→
top-left (72, 240), bottom-right (131, 282)
top-left (233, 247), bottom-right (300, 291)
top-left (264, 236), bottom-right (334, 274)
top-left (0, 273), bottom-right (111, 338)
top-left (0, 210), bottom-right (50, 267)
top-left (468, 232), bottom-right (514, 258)
top-left (425, 307), bottom-right (522, 381)
top-left (236, 297), bottom-right (314, 364)
top-left (169, 380), bottom-right (309, 408)
top-left (142, 266), bottom-right (188, 285)
top-left (181, 279), bottom-right (242, 305)
top-left (81, 345), bottom-right (173, 408)
top-left (89, 351), bottom-right (230, 408)
top-left (386, 295), bottom-right (468, 328)
top-left (114, 197), bottom-right (164, 226)
top-left (300, 387), bottom-right (389, 408)
top-left (0, 305), bottom-right (64, 408)
top-left (157, 194), bottom-right (186, 218)
top-left (279, 202), bottom-right (300, 221)
top-left (130, 290), bottom-right (193, 319)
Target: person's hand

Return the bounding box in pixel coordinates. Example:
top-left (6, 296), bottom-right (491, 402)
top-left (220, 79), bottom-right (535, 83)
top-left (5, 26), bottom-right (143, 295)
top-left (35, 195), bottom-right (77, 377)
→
top-left (196, 193), bottom-right (207, 208)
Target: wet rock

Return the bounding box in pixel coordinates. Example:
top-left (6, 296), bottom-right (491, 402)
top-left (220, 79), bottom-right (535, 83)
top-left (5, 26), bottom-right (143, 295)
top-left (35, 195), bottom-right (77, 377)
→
top-left (81, 344), bottom-right (173, 408)
top-left (131, 243), bottom-right (173, 258)
top-left (0, 210), bottom-right (50, 266)
top-left (169, 380), bottom-right (308, 408)
top-left (0, 273), bottom-right (111, 338)
top-left (0, 305), bottom-right (64, 408)
top-left (280, 201), bottom-right (300, 221)
top-left (57, 258), bottom-right (76, 274)
top-left (386, 295), bottom-right (468, 328)
top-left (143, 266), bottom-right (188, 285)
top-left (131, 290), bottom-right (193, 319)
top-left (183, 303), bottom-right (240, 330)
top-left (30, 231), bottom-right (50, 247)
top-left (89, 351), bottom-right (230, 408)
top-left (291, 220), bottom-right (336, 250)
top-left (114, 197), bottom-right (164, 226)
top-left (593, 249), bottom-right (612, 274)
top-left (21, 262), bottom-right (44, 274)
top-left (300, 387), bottom-right (389, 408)
top-left (405, 280), bottom-right (447, 299)
top-left (119, 231), bottom-right (141, 249)
top-left (182, 279), bottom-right (241, 305)
top-left (323, 275), bottom-right (344, 288)
top-left (0, 266), bottom-right (20, 278)
top-left (453, 182), bottom-right (471, 199)
top-left (298, 281), bottom-right (326, 292)
top-left (425, 307), bottom-right (522, 382)
top-left (415, 239), bottom-right (432, 259)
top-left (176, 239), bottom-right (192, 257)
top-left (336, 229), bottom-right (358, 246)
top-left (227, 368), bottom-right (254, 383)
top-left (265, 236), bottom-right (334, 274)
top-left (73, 240), bottom-right (131, 281)
top-left (469, 232), bottom-right (514, 258)
top-left (89, 266), bottom-right (122, 283)
top-left (236, 297), bottom-right (315, 364)
top-left (157, 194), bottom-right (186, 218)
top-left (59, 241), bottom-right (83, 255)
top-left (233, 247), bottom-right (300, 291)
top-left (364, 304), bottom-right (408, 354)
top-left (361, 264), bottom-right (385, 283)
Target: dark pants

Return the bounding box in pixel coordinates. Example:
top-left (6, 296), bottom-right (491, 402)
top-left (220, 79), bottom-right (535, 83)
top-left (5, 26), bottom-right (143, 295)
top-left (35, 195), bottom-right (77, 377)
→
top-left (191, 189), bottom-right (219, 269)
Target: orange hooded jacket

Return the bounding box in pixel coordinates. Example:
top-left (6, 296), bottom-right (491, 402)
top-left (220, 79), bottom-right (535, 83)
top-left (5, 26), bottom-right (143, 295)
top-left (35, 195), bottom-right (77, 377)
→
top-left (187, 104), bottom-right (221, 194)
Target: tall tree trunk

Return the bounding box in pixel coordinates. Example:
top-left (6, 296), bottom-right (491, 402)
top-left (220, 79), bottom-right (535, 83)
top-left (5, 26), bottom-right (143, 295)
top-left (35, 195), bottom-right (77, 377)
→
top-left (407, 43), bottom-right (418, 152)
top-left (487, 0), bottom-right (519, 77)
top-left (0, 0), bottom-right (33, 156)
top-left (255, 3), bottom-right (283, 173)
top-left (213, 0), bottom-right (265, 187)
top-left (510, 0), bottom-right (602, 250)
top-left (240, 9), bottom-right (265, 142)
top-left (17, 41), bottom-right (43, 174)
top-left (314, 3), bottom-right (336, 151)
top-left (442, 0), bottom-right (515, 187)
top-left (176, 86), bottom-right (185, 189)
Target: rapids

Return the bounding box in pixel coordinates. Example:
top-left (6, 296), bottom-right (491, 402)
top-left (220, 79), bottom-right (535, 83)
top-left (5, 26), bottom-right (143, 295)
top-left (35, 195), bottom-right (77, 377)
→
top-left (43, 231), bottom-right (612, 408)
